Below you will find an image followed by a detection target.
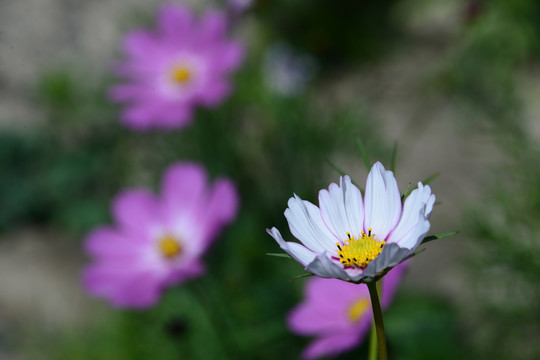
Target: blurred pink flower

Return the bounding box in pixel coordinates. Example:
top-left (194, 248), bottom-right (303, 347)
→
top-left (110, 3), bottom-right (244, 131)
top-left (288, 262), bottom-right (407, 359)
top-left (268, 162), bottom-right (435, 283)
top-left (83, 162), bottom-right (238, 308)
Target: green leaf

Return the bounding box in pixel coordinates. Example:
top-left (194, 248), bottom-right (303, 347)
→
top-left (325, 158), bottom-right (347, 177)
top-left (401, 183), bottom-right (412, 202)
top-left (390, 142), bottom-right (398, 173)
top-left (421, 172), bottom-right (440, 185)
top-left (402, 173), bottom-right (438, 203)
top-left (288, 273), bottom-right (314, 282)
top-left (266, 253), bottom-right (292, 259)
top-left (421, 232), bottom-right (458, 245)
top-left (325, 158), bottom-right (363, 191)
top-left (355, 137), bottom-right (371, 171)
top-left (400, 248), bottom-right (426, 263)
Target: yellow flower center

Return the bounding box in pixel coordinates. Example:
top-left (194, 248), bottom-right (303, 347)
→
top-left (171, 66), bottom-right (191, 84)
top-left (159, 235), bottom-right (183, 259)
top-left (348, 298), bottom-right (370, 322)
top-left (336, 229), bottom-right (386, 268)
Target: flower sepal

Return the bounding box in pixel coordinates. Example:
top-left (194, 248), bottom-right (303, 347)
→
top-left (266, 252), bottom-right (293, 259)
top-left (268, 249), bottom-right (401, 284)
top-left (420, 231), bottom-right (458, 245)
top-left (289, 273), bottom-right (315, 282)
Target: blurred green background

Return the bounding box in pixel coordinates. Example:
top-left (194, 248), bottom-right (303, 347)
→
top-left (1, 0), bottom-right (540, 359)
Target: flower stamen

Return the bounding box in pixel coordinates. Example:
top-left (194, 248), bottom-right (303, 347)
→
top-left (348, 298), bottom-right (370, 322)
top-left (172, 66), bottom-right (191, 84)
top-left (336, 228), bottom-right (385, 269)
top-left (159, 235), bottom-right (183, 258)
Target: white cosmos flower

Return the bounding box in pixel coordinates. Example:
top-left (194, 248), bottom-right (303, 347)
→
top-left (267, 162), bottom-right (436, 282)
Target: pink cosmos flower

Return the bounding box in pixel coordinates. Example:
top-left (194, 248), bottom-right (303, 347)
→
top-left (288, 262), bottom-right (407, 359)
top-left (110, 3), bottom-right (244, 131)
top-left (267, 161), bottom-right (435, 283)
top-left (83, 162), bottom-right (238, 308)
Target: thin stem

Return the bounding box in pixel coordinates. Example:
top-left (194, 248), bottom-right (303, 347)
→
top-left (188, 282), bottom-right (234, 360)
top-left (368, 321), bottom-right (378, 360)
top-left (367, 281), bottom-right (387, 360)
top-left (367, 280), bottom-right (383, 360)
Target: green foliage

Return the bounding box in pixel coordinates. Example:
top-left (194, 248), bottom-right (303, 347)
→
top-left (5, 56), bottom-right (389, 358)
top-left (442, 0), bottom-right (540, 134)
top-left (385, 295), bottom-right (472, 360)
top-left (421, 232), bottom-right (457, 245)
top-left (0, 131), bottom-right (124, 234)
top-left (6, 0), bottom-right (540, 358)
top-left (465, 143), bottom-right (540, 360)
top-left (445, 3), bottom-right (540, 358)
top-left (253, 0), bottom-right (403, 70)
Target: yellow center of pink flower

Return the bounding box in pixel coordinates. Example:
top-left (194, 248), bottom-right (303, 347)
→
top-left (336, 229), bottom-right (386, 268)
top-left (159, 235), bottom-right (182, 258)
top-left (172, 66), bottom-right (192, 84)
top-left (348, 298), bottom-right (370, 322)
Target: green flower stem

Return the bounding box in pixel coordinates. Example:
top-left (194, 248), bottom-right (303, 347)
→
top-left (190, 281), bottom-right (234, 360)
top-left (367, 281), bottom-right (387, 360)
top-left (367, 280), bottom-right (382, 360)
top-left (368, 315), bottom-right (378, 360)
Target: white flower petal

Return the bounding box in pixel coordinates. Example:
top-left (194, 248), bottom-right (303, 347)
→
top-left (287, 242), bottom-right (318, 267)
top-left (266, 227), bottom-right (316, 266)
top-left (387, 183), bottom-right (435, 249)
top-left (342, 176), bottom-right (365, 238)
top-left (305, 252), bottom-right (350, 281)
top-left (285, 195), bottom-right (337, 253)
top-left (318, 183), bottom-right (348, 238)
top-left (364, 162), bottom-right (401, 241)
top-left (425, 189), bottom-right (436, 217)
top-left (405, 209), bottom-right (431, 250)
top-left (318, 176), bottom-right (364, 240)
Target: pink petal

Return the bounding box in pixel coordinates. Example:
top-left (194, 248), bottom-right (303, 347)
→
top-left (84, 227), bottom-right (146, 259)
top-left (161, 162), bottom-right (208, 217)
top-left (302, 330), bottom-right (365, 360)
top-left (121, 104), bottom-right (158, 130)
top-left (198, 10), bottom-right (227, 43)
top-left (153, 102), bottom-right (194, 129)
top-left (306, 277), bottom-right (369, 308)
top-left (199, 178), bottom-right (239, 240)
top-left (122, 29), bottom-right (158, 58)
top-left (204, 42), bottom-right (244, 72)
top-left (112, 189), bottom-right (161, 236)
top-left (165, 259), bottom-right (206, 285)
top-left (217, 42), bottom-right (244, 71)
top-left (288, 277), bottom-right (372, 336)
top-left (157, 3), bottom-right (193, 40)
top-left (288, 302), bottom-right (348, 335)
top-left (83, 264), bottom-right (163, 308)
